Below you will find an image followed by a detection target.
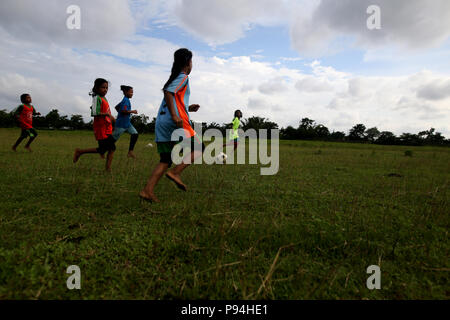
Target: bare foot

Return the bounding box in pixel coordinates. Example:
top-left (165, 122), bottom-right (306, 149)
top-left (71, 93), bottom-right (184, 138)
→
top-left (139, 191), bottom-right (160, 203)
top-left (165, 171), bottom-right (187, 191)
top-left (99, 153), bottom-right (105, 159)
top-left (73, 148), bottom-right (81, 163)
top-left (25, 146), bottom-right (32, 152)
top-left (12, 146), bottom-right (17, 152)
top-left (127, 151), bottom-right (136, 159)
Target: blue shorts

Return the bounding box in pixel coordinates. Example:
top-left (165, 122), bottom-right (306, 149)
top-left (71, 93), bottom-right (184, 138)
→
top-left (112, 124), bottom-right (138, 140)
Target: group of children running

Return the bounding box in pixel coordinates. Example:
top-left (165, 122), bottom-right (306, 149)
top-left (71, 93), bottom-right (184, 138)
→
top-left (11, 48), bottom-right (243, 203)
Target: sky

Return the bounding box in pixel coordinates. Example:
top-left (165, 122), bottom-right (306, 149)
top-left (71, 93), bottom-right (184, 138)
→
top-left (0, 0), bottom-right (449, 136)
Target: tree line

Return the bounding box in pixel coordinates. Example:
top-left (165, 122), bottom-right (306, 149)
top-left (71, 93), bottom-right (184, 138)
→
top-left (0, 109), bottom-right (448, 147)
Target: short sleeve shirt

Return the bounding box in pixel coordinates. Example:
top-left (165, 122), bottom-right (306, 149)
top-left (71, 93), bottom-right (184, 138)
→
top-left (92, 96), bottom-right (113, 140)
top-left (155, 73), bottom-right (195, 142)
top-left (115, 97), bottom-right (131, 129)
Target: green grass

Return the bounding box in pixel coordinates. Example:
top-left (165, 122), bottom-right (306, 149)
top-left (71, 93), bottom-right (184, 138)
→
top-left (0, 128), bottom-right (448, 299)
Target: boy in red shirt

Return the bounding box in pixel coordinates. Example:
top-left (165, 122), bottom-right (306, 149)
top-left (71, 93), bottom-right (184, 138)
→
top-left (12, 93), bottom-right (41, 152)
top-left (73, 78), bottom-right (116, 171)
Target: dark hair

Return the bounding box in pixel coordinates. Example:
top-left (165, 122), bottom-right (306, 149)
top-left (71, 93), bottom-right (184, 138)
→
top-left (163, 48), bottom-right (193, 90)
top-left (20, 93), bottom-right (30, 104)
top-left (234, 110), bottom-right (242, 118)
top-left (90, 78), bottom-right (108, 96)
top-left (120, 85), bottom-right (133, 94)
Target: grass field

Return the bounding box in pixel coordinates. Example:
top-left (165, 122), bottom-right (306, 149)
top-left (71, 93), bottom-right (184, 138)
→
top-left (0, 128), bottom-right (448, 299)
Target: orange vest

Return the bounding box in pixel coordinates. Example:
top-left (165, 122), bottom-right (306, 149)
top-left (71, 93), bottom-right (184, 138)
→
top-left (19, 105), bottom-right (34, 129)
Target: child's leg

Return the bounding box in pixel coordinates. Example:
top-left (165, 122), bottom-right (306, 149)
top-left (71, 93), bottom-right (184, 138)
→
top-left (73, 148), bottom-right (99, 163)
top-left (140, 162), bottom-right (169, 202)
top-left (166, 149), bottom-right (203, 191)
top-left (12, 130), bottom-right (27, 151)
top-left (127, 134), bottom-right (138, 159)
top-left (105, 150), bottom-right (114, 171)
top-left (24, 129), bottom-right (38, 152)
top-left (127, 126), bottom-right (139, 158)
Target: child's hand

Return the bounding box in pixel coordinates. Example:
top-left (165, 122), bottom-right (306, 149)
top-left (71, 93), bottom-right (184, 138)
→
top-left (132, 110), bottom-right (138, 114)
top-left (189, 104), bottom-right (200, 112)
top-left (172, 115), bottom-right (183, 128)
top-left (109, 114), bottom-right (116, 123)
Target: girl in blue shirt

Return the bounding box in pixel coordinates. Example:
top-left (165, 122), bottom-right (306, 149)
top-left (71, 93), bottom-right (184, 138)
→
top-left (139, 48), bottom-right (203, 203)
top-left (113, 85), bottom-right (139, 158)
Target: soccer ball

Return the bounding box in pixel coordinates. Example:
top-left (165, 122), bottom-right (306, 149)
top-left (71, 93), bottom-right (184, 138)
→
top-left (146, 143), bottom-right (153, 148)
top-left (216, 152), bottom-right (228, 164)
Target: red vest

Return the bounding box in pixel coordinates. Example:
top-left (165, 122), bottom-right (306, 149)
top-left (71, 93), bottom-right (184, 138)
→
top-left (19, 104), bottom-right (34, 129)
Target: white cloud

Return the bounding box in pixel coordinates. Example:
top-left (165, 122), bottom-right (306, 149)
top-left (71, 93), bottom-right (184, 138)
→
top-left (296, 76), bottom-right (332, 92)
top-left (259, 78), bottom-right (289, 95)
top-left (0, 0), bottom-right (448, 138)
top-left (417, 79), bottom-right (450, 101)
top-left (290, 0), bottom-right (450, 56)
top-left (0, 0), bottom-right (135, 47)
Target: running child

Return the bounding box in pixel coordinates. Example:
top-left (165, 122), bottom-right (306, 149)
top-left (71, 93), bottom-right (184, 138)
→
top-left (12, 93), bottom-right (41, 152)
top-left (139, 48), bottom-right (204, 203)
top-left (73, 78), bottom-right (116, 171)
top-left (223, 109), bottom-right (243, 151)
top-left (113, 85), bottom-right (139, 159)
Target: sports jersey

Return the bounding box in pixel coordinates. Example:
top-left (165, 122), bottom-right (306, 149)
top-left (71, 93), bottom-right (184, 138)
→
top-left (115, 97), bottom-right (132, 129)
top-left (155, 73), bottom-right (195, 142)
top-left (230, 117), bottom-right (240, 140)
top-left (91, 96), bottom-right (113, 141)
top-left (15, 104), bottom-right (37, 129)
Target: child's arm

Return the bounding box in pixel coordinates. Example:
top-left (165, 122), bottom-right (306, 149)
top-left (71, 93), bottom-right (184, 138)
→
top-left (119, 110), bottom-right (138, 115)
top-left (32, 107), bottom-right (41, 116)
top-left (14, 105), bottom-right (23, 118)
top-left (164, 90), bottom-right (183, 128)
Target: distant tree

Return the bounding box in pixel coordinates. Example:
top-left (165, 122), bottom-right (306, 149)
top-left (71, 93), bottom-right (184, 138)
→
top-left (314, 124), bottom-right (330, 139)
top-left (419, 128), bottom-right (446, 145)
top-left (299, 118), bottom-right (315, 130)
top-left (376, 131), bottom-right (397, 145)
top-left (241, 116), bottom-right (278, 138)
top-left (348, 124), bottom-right (367, 141)
top-left (365, 127), bottom-right (380, 142)
top-left (0, 109), bottom-right (15, 127)
top-left (45, 109), bottom-right (61, 129)
top-left (131, 114), bottom-right (149, 133)
top-left (399, 133), bottom-right (421, 146)
top-left (329, 131), bottom-right (346, 141)
top-left (70, 115), bottom-right (85, 130)
top-left (147, 117), bottom-right (156, 133)
top-left (280, 126), bottom-right (299, 140)
top-left (297, 117), bottom-right (316, 139)
top-left (58, 115), bottom-right (71, 128)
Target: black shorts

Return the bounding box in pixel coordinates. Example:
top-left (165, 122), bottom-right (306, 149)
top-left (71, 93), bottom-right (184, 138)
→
top-left (157, 136), bottom-right (205, 168)
top-left (20, 128), bottom-right (38, 139)
top-left (97, 135), bottom-right (116, 155)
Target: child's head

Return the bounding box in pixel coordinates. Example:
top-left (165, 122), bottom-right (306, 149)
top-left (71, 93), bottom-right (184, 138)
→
top-left (20, 94), bottom-right (32, 105)
top-left (90, 78), bottom-right (109, 97)
top-left (163, 48), bottom-right (193, 90)
top-left (120, 85), bottom-right (133, 98)
top-left (234, 110), bottom-right (243, 119)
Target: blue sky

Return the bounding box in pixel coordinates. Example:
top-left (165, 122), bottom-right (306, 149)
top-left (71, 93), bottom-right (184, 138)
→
top-left (0, 0), bottom-right (449, 136)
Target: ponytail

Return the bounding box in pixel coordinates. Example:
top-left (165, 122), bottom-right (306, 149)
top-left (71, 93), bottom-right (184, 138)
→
top-left (120, 85), bottom-right (133, 94)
